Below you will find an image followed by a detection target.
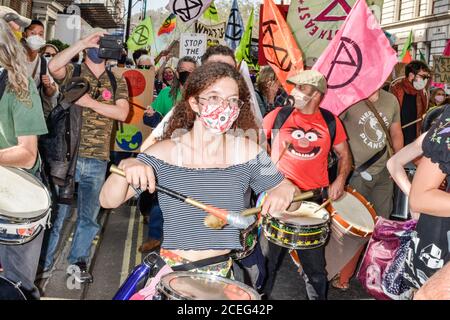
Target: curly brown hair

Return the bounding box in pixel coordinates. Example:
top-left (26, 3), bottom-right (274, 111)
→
top-left (163, 62), bottom-right (258, 139)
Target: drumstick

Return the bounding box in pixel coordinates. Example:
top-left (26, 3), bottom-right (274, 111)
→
top-left (401, 115), bottom-right (425, 129)
top-left (313, 198), bottom-right (332, 213)
top-left (110, 165), bottom-right (253, 229)
top-left (240, 191), bottom-right (316, 217)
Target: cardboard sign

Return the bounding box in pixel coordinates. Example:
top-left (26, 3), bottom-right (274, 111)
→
top-left (433, 56), bottom-right (450, 84)
top-left (179, 33), bottom-right (207, 62)
top-left (194, 21), bottom-right (226, 47)
top-left (111, 67), bottom-right (155, 153)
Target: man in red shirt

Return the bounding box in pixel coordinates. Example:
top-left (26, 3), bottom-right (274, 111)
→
top-left (261, 70), bottom-right (352, 300)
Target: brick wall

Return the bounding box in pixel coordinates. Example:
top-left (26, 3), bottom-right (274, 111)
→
top-left (4, 0), bottom-right (33, 18)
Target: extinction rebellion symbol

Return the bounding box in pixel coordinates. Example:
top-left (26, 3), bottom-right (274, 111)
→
top-left (173, 0), bottom-right (204, 22)
top-left (262, 20), bottom-right (292, 72)
top-left (225, 8), bottom-right (243, 41)
top-left (132, 25), bottom-right (150, 46)
top-left (326, 37), bottom-right (362, 89)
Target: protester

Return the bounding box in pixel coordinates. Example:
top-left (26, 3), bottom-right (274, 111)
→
top-left (136, 55), bottom-right (154, 69)
top-left (100, 62), bottom-right (298, 279)
top-left (390, 60), bottom-right (431, 145)
top-left (336, 86), bottom-right (404, 290)
top-left (262, 70), bottom-right (352, 300)
top-left (0, 19), bottom-right (48, 299)
top-left (255, 66), bottom-right (280, 117)
top-left (39, 30), bottom-right (130, 283)
top-left (428, 87), bottom-right (447, 111)
top-left (22, 20), bottom-right (57, 101)
top-left (40, 44), bottom-right (60, 117)
top-left (405, 105), bottom-right (450, 293)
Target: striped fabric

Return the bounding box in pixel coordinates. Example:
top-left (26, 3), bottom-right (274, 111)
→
top-left (136, 151), bottom-right (284, 251)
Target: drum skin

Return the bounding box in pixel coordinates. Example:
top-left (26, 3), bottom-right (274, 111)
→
top-left (326, 187), bottom-right (377, 237)
top-left (155, 272), bottom-right (261, 300)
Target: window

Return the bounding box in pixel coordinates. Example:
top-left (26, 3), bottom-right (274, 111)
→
top-left (419, 0), bottom-right (429, 17)
top-left (399, 0), bottom-right (415, 20)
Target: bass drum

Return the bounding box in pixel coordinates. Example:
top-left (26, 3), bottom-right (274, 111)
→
top-left (0, 276), bottom-right (27, 300)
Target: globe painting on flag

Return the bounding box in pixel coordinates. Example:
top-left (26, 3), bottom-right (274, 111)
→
top-left (115, 124), bottom-right (143, 151)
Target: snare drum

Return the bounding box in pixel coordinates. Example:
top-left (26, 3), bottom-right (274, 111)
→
top-left (324, 187), bottom-right (377, 280)
top-left (0, 166), bottom-right (51, 245)
top-left (263, 201), bottom-right (330, 250)
top-left (154, 271), bottom-right (261, 300)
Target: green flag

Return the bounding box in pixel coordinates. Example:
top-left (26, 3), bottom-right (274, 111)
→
top-left (418, 49), bottom-right (427, 62)
top-left (399, 30), bottom-right (413, 63)
top-left (235, 8), bottom-right (255, 67)
top-left (203, 0), bottom-right (219, 22)
top-left (127, 17), bottom-right (154, 52)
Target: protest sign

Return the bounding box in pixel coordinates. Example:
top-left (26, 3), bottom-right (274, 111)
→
top-left (433, 55), bottom-right (450, 84)
top-left (179, 33), bottom-right (207, 62)
top-left (194, 21), bottom-right (226, 47)
top-left (111, 68), bottom-right (154, 153)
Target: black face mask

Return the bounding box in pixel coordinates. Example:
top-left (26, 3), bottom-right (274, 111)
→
top-left (178, 71), bottom-right (191, 86)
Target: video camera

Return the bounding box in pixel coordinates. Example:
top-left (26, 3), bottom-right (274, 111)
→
top-left (98, 35), bottom-right (124, 61)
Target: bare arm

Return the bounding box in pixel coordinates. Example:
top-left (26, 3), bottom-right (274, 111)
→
top-left (389, 121), bottom-right (404, 153)
top-left (49, 32), bottom-right (105, 81)
top-left (100, 157), bottom-right (156, 209)
top-left (329, 141), bottom-right (353, 200)
top-left (409, 156), bottom-right (450, 217)
top-left (76, 95), bottom-right (129, 121)
top-left (386, 133), bottom-right (425, 195)
top-left (0, 136), bottom-right (38, 169)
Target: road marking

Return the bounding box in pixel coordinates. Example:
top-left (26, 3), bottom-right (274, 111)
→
top-left (135, 213), bottom-right (144, 264)
top-left (119, 206), bottom-right (136, 285)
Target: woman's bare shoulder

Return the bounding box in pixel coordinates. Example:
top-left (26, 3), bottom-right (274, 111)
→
top-left (141, 139), bottom-right (176, 162)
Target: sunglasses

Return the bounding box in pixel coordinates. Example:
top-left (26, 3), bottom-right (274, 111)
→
top-left (43, 53), bottom-right (56, 58)
top-left (92, 81), bottom-right (102, 100)
top-left (138, 65), bottom-right (151, 70)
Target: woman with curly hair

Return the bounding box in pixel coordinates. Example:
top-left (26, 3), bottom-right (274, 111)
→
top-left (0, 19), bottom-right (48, 299)
top-left (100, 62), bottom-right (298, 279)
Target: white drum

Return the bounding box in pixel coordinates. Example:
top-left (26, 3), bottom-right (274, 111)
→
top-left (0, 166), bottom-right (51, 245)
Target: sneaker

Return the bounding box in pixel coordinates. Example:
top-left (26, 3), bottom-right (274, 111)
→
top-left (68, 261), bottom-right (93, 284)
top-left (36, 265), bottom-right (53, 280)
top-left (138, 239), bottom-right (161, 253)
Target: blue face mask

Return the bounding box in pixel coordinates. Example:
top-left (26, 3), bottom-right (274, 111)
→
top-left (86, 48), bottom-right (104, 64)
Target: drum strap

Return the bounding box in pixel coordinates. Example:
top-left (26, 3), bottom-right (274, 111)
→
top-left (354, 146), bottom-right (387, 174)
top-left (0, 68), bottom-right (7, 100)
top-left (171, 253), bottom-right (232, 272)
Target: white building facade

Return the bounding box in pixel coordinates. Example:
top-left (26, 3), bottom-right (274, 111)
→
top-left (381, 0), bottom-right (450, 66)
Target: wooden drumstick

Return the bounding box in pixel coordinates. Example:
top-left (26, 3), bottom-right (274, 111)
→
top-left (240, 191), bottom-right (316, 217)
top-left (313, 198), bottom-right (332, 213)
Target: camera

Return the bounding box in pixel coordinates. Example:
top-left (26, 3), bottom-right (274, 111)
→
top-left (98, 35), bottom-right (124, 61)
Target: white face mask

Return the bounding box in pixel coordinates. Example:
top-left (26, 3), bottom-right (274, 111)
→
top-left (413, 77), bottom-right (427, 91)
top-left (291, 89), bottom-right (312, 109)
top-left (26, 35), bottom-right (45, 51)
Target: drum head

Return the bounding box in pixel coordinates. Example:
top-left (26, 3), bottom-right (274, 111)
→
top-left (331, 191), bottom-right (375, 232)
top-left (271, 201), bottom-right (329, 226)
top-left (0, 166), bottom-right (50, 220)
top-left (158, 272), bottom-right (260, 300)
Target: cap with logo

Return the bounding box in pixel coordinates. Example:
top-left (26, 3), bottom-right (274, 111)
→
top-left (287, 69), bottom-right (328, 94)
top-left (0, 6), bottom-right (31, 28)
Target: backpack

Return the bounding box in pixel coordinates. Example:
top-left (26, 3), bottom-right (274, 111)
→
top-left (269, 106), bottom-right (339, 184)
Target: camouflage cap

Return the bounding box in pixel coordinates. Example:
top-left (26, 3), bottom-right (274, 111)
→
top-left (0, 6), bottom-right (31, 28)
top-left (287, 69), bottom-right (327, 94)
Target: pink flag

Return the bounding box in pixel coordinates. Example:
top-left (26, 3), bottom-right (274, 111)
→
top-left (312, 0), bottom-right (397, 116)
top-left (443, 40), bottom-right (450, 56)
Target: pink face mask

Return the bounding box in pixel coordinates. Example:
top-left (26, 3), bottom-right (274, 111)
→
top-left (199, 103), bottom-right (240, 134)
